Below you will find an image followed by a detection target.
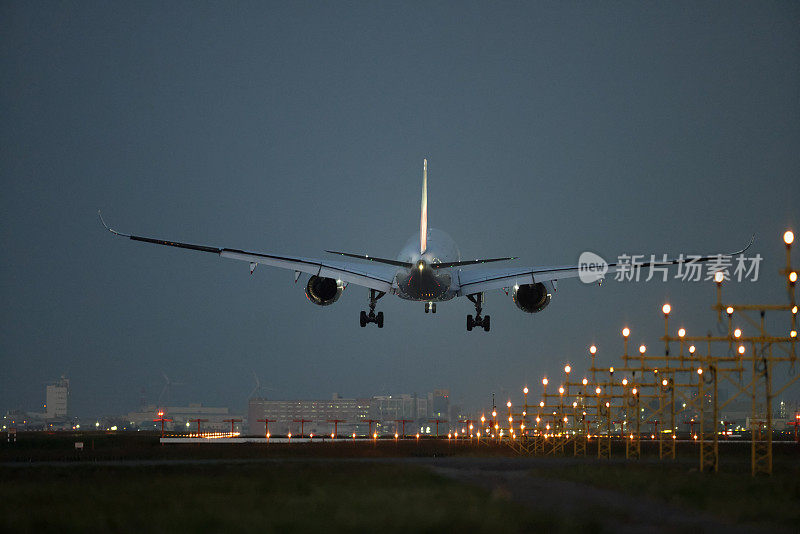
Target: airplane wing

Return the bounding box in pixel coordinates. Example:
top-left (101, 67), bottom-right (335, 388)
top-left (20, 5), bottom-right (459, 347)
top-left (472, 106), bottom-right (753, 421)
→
top-left (456, 237), bottom-right (755, 296)
top-left (98, 212), bottom-right (396, 293)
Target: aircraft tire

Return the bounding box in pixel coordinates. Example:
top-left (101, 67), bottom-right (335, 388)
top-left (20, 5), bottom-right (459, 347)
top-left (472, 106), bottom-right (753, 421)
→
top-left (360, 311), bottom-right (367, 327)
top-left (377, 312), bottom-right (384, 328)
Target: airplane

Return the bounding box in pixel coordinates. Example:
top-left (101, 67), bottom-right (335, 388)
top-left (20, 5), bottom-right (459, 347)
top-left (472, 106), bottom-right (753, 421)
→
top-left (99, 159), bottom-right (753, 332)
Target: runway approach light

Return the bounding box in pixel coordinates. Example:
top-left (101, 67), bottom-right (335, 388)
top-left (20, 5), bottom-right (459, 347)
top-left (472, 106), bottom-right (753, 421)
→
top-left (738, 345), bottom-right (746, 354)
top-left (590, 344), bottom-right (598, 354)
top-left (689, 345), bottom-right (696, 354)
top-left (697, 368), bottom-right (703, 375)
top-left (621, 328), bottom-right (630, 338)
top-left (639, 345), bottom-right (647, 354)
top-left (734, 328), bottom-right (742, 338)
top-left (790, 272), bottom-right (797, 284)
top-left (714, 271), bottom-right (724, 283)
top-left (564, 364), bottom-right (571, 374)
top-left (662, 304), bottom-right (671, 315)
top-left (726, 306), bottom-right (734, 316)
top-left (678, 328), bottom-right (686, 338)
top-left (582, 378), bottom-right (588, 386)
top-left (542, 377), bottom-right (548, 386)
top-left (784, 230), bottom-right (794, 245)
top-left (523, 386), bottom-right (528, 395)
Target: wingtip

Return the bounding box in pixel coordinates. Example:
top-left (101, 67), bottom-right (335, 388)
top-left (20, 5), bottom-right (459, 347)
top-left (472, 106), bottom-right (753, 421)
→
top-left (97, 210), bottom-right (127, 237)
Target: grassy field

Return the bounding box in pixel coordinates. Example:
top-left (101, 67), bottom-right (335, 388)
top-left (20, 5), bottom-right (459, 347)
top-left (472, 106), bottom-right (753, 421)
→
top-left (2, 433), bottom-right (798, 532)
top-left (528, 460), bottom-right (800, 529)
top-left (0, 462), bottom-right (561, 533)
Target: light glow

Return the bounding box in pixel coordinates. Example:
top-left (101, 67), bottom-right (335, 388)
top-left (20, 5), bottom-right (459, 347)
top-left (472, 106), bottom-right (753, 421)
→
top-left (784, 230), bottom-right (795, 245)
top-left (662, 303), bottom-right (671, 315)
top-left (678, 328), bottom-right (686, 338)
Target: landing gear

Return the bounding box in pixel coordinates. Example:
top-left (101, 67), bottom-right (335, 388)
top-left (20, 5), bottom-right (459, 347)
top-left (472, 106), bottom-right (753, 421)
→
top-left (424, 302), bottom-right (437, 314)
top-left (466, 293), bottom-right (490, 332)
top-left (360, 289), bottom-right (386, 328)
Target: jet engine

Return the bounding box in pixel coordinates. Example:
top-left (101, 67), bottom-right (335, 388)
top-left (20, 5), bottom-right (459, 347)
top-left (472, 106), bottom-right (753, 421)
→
top-left (512, 282), bottom-right (553, 313)
top-left (305, 276), bottom-right (344, 306)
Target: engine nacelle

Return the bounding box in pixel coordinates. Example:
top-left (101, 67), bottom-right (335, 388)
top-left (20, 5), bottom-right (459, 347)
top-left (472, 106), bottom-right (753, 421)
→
top-left (512, 282), bottom-right (553, 313)
top-left (305, 276), bottom-right (344, 306)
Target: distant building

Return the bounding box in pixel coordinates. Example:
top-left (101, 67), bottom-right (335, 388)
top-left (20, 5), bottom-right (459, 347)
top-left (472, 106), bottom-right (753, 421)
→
top-left (248, 395), bottom-right (371, 436)
top-left (45, 376), bottom-right (69, 420)
top-left (247, 391), bottom-right (455, 436)
top-left (125, 404), bottom-right (241, 432)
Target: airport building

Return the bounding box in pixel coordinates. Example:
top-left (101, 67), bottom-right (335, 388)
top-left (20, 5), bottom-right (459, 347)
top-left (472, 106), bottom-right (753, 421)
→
top-left (247, 394), bottom-right (371, 436)
top-left (125, 404), bottom-right (243, 432)
top-left (247, 390), bottom-right (452, 436)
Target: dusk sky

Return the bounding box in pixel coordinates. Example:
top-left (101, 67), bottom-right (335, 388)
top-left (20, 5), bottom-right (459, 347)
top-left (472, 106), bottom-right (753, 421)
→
top-left (2, 2), bottom-right (798, 417)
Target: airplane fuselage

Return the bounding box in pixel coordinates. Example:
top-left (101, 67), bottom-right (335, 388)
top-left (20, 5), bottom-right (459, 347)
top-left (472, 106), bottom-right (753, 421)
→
top-left (394, 228), bottom-right (460, 301)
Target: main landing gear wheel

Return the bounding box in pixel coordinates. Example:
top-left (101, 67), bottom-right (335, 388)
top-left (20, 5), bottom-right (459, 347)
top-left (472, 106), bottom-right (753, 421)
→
top-left (360, 289), bottom-right (386, 328)
top-left (466, 293), bottom-right (490, 332)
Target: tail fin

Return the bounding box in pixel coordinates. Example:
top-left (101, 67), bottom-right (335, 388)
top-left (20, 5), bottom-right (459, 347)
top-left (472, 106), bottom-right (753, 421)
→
top-left (420, 159), bottom-right (427, 254)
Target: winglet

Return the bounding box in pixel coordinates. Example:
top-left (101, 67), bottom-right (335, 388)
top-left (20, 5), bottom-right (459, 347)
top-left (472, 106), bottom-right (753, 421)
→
top-left (98, 210), bottom-right (128, 237)
top-left (420, 158), bottom-right (427, 255)
top-left (731, 234), bottom-right (756, 256)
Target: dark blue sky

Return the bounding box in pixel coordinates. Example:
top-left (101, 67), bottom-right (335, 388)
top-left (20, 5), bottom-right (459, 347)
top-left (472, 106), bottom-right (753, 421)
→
top-left (2, 2), bottom-right (798, 417)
